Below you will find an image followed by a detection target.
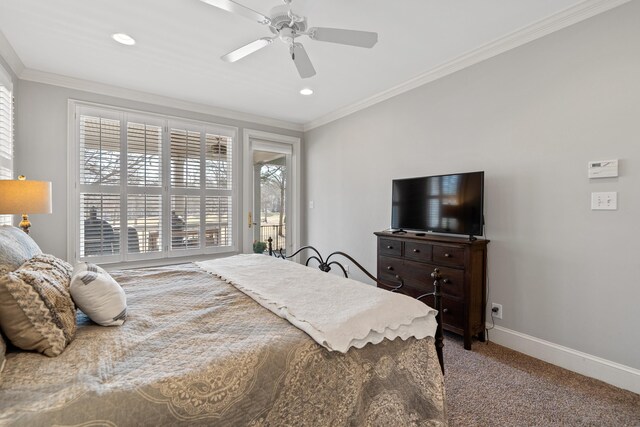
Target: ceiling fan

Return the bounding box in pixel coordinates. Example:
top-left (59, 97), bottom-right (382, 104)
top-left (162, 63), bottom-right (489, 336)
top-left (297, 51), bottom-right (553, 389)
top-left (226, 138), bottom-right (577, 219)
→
top-left (200, 0), bottom-right (378, 79)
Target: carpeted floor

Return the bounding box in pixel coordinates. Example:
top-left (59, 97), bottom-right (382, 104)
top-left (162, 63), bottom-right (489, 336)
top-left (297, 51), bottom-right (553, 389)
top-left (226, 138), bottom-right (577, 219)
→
top-left (443, 333), bottom-right (640, 426)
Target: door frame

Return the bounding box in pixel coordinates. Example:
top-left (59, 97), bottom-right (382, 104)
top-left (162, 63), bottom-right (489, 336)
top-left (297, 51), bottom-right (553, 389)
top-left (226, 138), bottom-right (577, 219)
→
top-left (242, 129), bottom-right (301, 255)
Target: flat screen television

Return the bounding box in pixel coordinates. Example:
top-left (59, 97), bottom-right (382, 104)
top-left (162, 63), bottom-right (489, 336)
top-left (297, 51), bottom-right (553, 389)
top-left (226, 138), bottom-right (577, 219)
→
top-left (391, 171), bottom-right (484, 237)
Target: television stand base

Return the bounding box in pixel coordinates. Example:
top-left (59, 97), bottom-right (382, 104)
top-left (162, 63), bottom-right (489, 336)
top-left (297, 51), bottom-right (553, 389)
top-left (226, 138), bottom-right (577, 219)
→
top-left (390, 229), bottom-right (406, 234)
top-left (468, 235), bottom-right (477, 242)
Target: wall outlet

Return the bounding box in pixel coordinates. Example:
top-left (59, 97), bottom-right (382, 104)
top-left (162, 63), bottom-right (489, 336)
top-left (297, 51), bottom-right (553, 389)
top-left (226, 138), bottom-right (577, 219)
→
top-left (491, 303), bottom-right (503, 320)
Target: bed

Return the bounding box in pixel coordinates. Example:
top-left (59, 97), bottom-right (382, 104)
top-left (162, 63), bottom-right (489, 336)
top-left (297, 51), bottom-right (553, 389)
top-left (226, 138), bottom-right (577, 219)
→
top-left (0, 228), bottom-right (446, 426)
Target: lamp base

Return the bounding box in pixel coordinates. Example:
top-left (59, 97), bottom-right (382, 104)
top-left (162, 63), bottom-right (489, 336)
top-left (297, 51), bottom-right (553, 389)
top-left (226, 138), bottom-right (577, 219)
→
top-left (19, 214), bottom-right (31, 234)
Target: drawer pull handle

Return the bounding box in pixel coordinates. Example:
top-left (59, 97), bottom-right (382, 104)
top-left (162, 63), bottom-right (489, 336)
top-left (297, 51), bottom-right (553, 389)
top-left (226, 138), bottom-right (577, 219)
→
top-left (444, 253), bottom-right (451, 258)
top-left (442, 308), bottom-right (449, 314)
top-left (386, 266), bottom-right (393, 271)
top-left (386, 245), bottom-right (393, 249)
top-left (443, 279), bottom-right (451, 284)
top-left (413, 249), bottom-right (420, 253)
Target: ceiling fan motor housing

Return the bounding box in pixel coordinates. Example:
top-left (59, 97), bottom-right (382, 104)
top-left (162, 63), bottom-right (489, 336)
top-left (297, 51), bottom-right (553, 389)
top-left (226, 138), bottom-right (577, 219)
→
top-left (269, 5), bottom-right (307, 35)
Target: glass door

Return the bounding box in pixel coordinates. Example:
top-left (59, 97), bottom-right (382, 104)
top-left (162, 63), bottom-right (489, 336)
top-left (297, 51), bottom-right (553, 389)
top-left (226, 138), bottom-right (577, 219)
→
top-left (243, 131), bottom-right (300, 256)
top-left (252, 150), bottom-right (288, 254)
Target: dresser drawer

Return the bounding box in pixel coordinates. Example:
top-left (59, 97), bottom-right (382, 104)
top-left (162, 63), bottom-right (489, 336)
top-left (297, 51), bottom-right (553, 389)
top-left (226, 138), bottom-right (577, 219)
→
top-left (399, 260), bottom-right (464, 300)
top-left (395, 284), bottom-right (430, 300)
top-left (441, 297), bottom-right (465, 330)
top-left (401, 260), bottom-right (436, 292)
top-left (437, 266), bottom-right (465, 300)
top-left (377, 256), bottom-right (404, 279)
top-left (433, 245), bottom-right (465, 267)
top-left (379, 238), bottom-right (402, 257)
top-left (421, 295), bottom-right (465, 330)
top-left (404, 241), bottom-right (432, 262)
top-left (377, 274), bottom-right (404, 291)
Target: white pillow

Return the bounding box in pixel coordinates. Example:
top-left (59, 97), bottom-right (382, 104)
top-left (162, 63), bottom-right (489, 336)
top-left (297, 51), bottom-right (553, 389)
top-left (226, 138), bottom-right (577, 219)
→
top-left (70, 263), bottom-right (127, 326)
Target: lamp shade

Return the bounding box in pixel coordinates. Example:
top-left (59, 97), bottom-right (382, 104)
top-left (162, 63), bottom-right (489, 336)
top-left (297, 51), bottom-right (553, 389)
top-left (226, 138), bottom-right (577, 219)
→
top-left (0, 179), bottom-right (52, 214)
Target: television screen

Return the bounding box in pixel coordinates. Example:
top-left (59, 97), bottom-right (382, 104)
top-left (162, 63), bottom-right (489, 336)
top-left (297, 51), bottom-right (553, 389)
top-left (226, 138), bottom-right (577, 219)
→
top-left (391, 171), bottom-right (484, 236)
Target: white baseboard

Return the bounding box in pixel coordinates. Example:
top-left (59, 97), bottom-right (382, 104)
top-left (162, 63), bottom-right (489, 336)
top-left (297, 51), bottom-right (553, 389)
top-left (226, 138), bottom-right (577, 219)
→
top-left (486, 325), bottom-right (640, 394)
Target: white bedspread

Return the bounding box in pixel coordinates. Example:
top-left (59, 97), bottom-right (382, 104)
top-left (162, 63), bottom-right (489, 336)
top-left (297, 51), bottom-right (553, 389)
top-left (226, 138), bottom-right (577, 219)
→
top-left (197, 254), bottom-right (438, 353)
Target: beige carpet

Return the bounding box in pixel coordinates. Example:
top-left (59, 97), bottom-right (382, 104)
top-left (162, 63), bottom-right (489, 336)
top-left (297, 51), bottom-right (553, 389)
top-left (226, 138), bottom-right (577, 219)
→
top-left (443, 333), bottom-right (640, 426)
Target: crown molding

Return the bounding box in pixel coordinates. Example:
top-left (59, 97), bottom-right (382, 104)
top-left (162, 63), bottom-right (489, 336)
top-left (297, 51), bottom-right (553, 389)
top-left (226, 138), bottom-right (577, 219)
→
top-left (303, 0), bottom-right (631, 132)
top-left (0, 30), bottom-right (25, 77)
top-left (19, 68), bottom-right (304, 132)
top-left (5, 0), bottom-right (629, 133)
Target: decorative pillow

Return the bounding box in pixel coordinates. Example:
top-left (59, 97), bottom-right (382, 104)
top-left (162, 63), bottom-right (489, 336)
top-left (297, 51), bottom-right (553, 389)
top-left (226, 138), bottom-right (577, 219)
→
top-left (70, 263), bottom-right (127, 326)
top-left (0, 254), bottom-right (76, 357)
top-left (0, 225), bottom-right (43, 274)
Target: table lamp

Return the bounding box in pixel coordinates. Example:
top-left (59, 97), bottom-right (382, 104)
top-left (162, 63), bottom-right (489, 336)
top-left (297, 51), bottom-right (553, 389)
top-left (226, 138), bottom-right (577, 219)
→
top-left (0, 175), bottom-right (52, 233)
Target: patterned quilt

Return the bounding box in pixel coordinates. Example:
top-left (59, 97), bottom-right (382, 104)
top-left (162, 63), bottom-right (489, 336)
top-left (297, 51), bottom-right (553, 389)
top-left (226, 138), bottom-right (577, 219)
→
top-left (0, 263), bottom-right (446, 426)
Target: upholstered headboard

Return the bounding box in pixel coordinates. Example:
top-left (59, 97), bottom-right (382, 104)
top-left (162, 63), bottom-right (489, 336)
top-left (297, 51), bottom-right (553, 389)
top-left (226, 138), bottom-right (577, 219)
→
top-left (0, 225), bottom-right (42, 274)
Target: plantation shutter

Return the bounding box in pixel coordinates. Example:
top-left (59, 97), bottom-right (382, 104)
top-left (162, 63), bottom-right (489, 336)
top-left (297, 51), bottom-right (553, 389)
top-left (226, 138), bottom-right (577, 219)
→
top-left (73, 104), bottom-right (236, 264)
top-left (78, 112), bottom-right (122, 260)
top-left (126, 118), bottom-right (163, 254)
top-left (0, 68), bottom-right (13, 226)
top-left (205, 133), bottom-right (233, 247)
top-left (169, 125), bottom-right (202, 252)
top-left (168, 122), bottom-right (235, 254)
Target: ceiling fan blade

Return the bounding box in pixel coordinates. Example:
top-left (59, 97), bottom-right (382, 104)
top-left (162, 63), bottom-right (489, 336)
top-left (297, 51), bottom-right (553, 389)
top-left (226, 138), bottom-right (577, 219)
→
top-left (309, 27), bottom-right (378, 48)
top-left (292, 43), bottom-right (316, 79)
top-left (200, 0), bottom-right (271, 25)
top-left (221, 38), bottom-right (273, 62)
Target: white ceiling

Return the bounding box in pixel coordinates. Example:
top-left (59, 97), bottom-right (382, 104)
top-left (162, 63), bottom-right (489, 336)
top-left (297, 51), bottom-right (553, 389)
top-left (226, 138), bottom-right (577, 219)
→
top-left (0, 0), bottom-right (616, 127)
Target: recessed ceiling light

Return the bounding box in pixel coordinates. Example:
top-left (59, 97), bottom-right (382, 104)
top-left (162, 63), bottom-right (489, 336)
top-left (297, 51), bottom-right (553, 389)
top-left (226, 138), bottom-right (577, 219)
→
top-left (112, 33), bottom-right (136, 46)
top-left (300, 88), bottom-right (313, 96)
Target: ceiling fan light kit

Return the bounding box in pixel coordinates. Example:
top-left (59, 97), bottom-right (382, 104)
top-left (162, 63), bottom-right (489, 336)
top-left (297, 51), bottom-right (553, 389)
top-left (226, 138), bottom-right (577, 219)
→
top-left (201, 0), bottom-right (378, 78)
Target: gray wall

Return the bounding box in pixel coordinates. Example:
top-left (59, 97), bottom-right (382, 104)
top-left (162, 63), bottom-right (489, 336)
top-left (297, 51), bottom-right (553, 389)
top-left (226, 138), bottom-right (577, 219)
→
top-left (304, 2), bottom-right (640, 369)
top-left (14, 80), bottom-right (303, 259)
top-left (0, 55), bottom-right (17, 84)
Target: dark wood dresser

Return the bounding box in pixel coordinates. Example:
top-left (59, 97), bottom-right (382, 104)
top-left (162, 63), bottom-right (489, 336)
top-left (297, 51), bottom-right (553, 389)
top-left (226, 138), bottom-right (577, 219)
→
top-left (375, 231), bottom-right (489, 350)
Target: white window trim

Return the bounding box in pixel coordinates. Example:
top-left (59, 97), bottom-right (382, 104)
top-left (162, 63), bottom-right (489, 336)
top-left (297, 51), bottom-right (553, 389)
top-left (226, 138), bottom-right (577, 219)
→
top-left (242, 128), bottom-right (301, 256)
top-left (67, 100), bottom-right (240, 266)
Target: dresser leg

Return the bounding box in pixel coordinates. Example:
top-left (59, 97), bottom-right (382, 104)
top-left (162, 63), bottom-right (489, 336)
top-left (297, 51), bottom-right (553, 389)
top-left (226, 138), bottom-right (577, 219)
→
top-left (463, 333), bottom-right (472, 350)
top-left (477, 330), bottom-right (486, 342)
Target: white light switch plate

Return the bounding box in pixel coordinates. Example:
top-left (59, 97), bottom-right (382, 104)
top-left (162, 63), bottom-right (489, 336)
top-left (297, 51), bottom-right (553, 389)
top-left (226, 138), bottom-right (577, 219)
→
top-left (588, 159), bottom-right (618, 178)
top-left (591, 192), bottom-right (617, 210)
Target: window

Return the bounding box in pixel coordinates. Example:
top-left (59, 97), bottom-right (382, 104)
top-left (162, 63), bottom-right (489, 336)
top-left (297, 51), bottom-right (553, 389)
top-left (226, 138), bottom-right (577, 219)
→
top-left (0, 66), bottom-right (13, 226)
top-left (71, 104), bottom-right (237, 263)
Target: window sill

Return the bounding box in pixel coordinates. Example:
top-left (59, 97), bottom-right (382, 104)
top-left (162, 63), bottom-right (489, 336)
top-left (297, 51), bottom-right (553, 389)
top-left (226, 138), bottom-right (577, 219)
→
top-left (101, 251), bottom-right (242, 272)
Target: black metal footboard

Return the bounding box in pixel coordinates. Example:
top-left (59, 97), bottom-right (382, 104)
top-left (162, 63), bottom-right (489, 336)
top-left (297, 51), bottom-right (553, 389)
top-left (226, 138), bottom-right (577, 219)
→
top-left (267, 238), bottom-right (445, 375)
